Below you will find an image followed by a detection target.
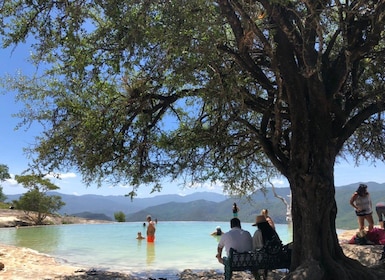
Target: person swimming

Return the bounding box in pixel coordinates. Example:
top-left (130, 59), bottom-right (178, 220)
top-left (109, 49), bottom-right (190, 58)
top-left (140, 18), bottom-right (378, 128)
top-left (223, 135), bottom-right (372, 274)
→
top-left (136, 232), bottom-right (145, 240)
top-left (211, 226), bottom-right (223, 236)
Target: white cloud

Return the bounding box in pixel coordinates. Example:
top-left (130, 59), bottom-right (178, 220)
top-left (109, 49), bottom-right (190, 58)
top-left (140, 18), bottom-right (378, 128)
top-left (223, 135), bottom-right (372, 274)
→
top-left (270, 178), bottom-right (287, 187)
top-left (1, 174), bottom-right (25, 194)
top-left (117, 184), bottom-right (131, 189)
top-left (4, 177), bottom-right (18, 186)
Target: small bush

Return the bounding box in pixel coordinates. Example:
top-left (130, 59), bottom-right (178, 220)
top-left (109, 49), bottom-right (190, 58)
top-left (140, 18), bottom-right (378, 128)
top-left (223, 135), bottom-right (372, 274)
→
top-left (114, 211), bottom-right (126, 222)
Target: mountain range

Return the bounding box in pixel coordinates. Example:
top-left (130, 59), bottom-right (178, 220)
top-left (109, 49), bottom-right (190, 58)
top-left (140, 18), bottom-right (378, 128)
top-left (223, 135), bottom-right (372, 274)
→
top-left (5, 182), bottom-right (385, 229)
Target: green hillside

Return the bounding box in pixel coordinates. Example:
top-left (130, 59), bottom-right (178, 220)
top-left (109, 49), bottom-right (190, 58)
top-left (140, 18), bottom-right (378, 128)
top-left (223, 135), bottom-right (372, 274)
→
top-left (126, 182), bottom-right (385, 229)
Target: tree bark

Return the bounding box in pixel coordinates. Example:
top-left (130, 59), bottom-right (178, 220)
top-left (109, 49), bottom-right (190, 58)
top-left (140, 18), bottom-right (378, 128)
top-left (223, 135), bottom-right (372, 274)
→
top-left (286, 159), bottom-right (385, 279)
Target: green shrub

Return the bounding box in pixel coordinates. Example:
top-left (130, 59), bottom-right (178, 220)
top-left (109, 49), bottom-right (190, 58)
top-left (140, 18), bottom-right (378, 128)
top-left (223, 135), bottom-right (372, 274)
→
top-left (114, 211), bottom-right (126, 222)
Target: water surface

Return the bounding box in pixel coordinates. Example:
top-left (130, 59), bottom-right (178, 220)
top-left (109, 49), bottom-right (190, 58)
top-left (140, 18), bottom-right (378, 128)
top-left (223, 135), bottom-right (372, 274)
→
top-left (0, 221), bottom-right (293, 278)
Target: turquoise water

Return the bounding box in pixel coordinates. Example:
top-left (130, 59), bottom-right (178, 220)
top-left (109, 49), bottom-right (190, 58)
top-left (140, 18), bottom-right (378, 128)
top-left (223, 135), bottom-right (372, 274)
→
top-left (0, 221), bottom-right (292, 278)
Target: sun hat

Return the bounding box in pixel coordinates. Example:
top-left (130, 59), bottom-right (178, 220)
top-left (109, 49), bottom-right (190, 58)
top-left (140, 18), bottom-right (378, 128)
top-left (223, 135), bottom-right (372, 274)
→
top-left (252, 215), bottom-right (267, 226)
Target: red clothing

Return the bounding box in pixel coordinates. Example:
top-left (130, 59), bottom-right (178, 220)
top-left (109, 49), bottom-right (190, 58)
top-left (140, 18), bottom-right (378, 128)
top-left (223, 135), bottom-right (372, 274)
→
top-left (348, 228), bottom-right (385, 245)
top-left (147, 236), bottom-right (155, 242)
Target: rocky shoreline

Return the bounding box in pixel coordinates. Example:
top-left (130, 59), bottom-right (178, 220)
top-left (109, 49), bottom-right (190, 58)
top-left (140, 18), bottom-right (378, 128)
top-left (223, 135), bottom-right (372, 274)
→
top-left (0, 209), bottom-right (111, 228)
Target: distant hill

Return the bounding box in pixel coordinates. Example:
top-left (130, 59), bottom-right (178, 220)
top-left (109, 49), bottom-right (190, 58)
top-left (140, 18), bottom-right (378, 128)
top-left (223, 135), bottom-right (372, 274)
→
top-left (5, 182), bottom-right (385, 229)
top-left (5, 191), bottom-right (228, 220)
top-left (126, 199), bottom-right (224, 221)
top-left (71, 212), bottom-right (114, 221)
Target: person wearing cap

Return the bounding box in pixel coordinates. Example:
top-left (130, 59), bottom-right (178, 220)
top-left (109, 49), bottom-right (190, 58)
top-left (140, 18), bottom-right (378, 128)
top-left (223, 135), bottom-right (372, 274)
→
top-left (211, 226), bottom-right (223, 236)
top-left (146, 215), bottom-right (156, 242)
top-left (215, 218), bottom-right (252, 264)
top-left (252, 215), bottom-right (281, 250)
top-left (350, 184), bottom-right (374, 231)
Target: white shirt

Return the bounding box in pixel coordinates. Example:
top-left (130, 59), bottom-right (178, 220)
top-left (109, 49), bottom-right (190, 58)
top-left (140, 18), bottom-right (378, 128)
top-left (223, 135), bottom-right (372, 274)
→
top-left (218, 227), bottom-right (253, 256)
top-left (252, 229), bottom-right (264, 249)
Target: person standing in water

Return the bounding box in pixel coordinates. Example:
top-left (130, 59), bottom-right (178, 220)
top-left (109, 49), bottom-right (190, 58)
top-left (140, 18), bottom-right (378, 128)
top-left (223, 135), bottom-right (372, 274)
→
top-left (146, 215), bottom-right (156, 242)
top-left (232, 203), bottom-right (239, 217)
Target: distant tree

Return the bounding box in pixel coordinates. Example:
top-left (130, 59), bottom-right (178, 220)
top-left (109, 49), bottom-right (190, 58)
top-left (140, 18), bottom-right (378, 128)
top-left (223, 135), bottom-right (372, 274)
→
top-left (14, 175), bottom-right (65, 225)
top-left (0, 164), bottom-right (10, 182)
top-left (114, 211), bottom-right (126, 222)
top-left (0, 187), bottom-right (7, 204)
top-left (0, 164), bottom-right (10, 202)
top-left (1, 1), bottom-right (385, 279)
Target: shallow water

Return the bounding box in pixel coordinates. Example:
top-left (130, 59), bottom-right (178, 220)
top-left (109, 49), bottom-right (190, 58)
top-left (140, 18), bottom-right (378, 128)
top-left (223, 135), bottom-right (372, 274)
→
top-left (0, 221), bottom-right (293, 278)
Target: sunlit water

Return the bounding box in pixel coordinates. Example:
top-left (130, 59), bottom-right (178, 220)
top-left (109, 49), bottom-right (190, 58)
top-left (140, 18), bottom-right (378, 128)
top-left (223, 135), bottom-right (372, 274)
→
top-left (0, 221), bottom-right (293, 279)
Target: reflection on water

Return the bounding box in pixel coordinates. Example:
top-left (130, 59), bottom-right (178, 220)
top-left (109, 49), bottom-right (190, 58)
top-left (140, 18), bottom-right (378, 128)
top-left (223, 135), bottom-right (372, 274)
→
top-left (211, 235), bottom-right (221, 242)
top-left (14, 226), bottom-right (61, 254)
top-left (146, 242), bottom-right (155, 264)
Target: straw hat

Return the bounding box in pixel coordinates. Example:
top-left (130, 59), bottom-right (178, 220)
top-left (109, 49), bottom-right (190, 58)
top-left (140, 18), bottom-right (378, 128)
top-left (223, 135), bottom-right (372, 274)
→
top-left (252, 215), bottom-right (267, 226)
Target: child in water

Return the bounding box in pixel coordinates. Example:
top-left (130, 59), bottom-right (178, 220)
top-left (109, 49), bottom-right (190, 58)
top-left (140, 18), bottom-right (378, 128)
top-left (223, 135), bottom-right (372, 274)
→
top-left (136, 232), bottom-right (145, 240)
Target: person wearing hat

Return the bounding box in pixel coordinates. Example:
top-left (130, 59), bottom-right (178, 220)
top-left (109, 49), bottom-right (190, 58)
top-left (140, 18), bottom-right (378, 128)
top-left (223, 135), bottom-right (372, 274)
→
top-left (252, 215), bottom-right (281, 250)
top-left (251, 215), bottom-right (283, 279)
top-left (215, 218), bottom-right (252, 264)
top-left (211, 226), bottom-right (223, 236)
top-left (146, 215), bottom-right (156, 242)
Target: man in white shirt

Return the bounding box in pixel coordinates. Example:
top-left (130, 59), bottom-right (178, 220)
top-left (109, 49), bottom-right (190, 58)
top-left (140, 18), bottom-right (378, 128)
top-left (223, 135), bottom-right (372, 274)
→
top-left (216, 218), bottom-right (253, 264)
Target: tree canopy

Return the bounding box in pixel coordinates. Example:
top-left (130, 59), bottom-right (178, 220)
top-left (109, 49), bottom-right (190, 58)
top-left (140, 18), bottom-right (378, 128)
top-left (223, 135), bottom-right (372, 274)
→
top-left (0, 164), bottom-right (10, 183)
top-left (1, 1), bottom-right (385, 278)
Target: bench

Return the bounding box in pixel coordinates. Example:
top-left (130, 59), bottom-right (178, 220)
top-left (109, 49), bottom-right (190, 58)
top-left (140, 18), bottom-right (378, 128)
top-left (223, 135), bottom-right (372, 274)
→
top-left (224, 242), bottom-right (291, 280)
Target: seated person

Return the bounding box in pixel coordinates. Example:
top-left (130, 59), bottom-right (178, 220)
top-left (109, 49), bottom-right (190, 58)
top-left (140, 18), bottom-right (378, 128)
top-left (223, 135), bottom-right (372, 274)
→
top-left (216, 218), bottom-right (252, 264)
top-left (211, 226), bottom-right (223, 236)
top-left (252, 215), bottom-right (282, 249)
top-left (251, 215), bottom-right (283, 279)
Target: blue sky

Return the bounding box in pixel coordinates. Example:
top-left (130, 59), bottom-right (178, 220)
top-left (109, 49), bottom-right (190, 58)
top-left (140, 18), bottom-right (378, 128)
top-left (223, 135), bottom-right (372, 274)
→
top-left (1, 44), bottom-right (384, 198)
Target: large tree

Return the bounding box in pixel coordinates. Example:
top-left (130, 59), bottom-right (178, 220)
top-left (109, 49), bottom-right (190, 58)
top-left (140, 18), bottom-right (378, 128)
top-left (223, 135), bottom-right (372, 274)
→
top-left (1, 1), bottom-right (385, 279)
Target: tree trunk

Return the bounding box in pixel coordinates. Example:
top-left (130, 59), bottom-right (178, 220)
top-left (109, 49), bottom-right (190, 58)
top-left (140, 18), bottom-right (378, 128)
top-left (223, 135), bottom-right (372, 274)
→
top-left (285, 158), bottom-right (385, 279)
